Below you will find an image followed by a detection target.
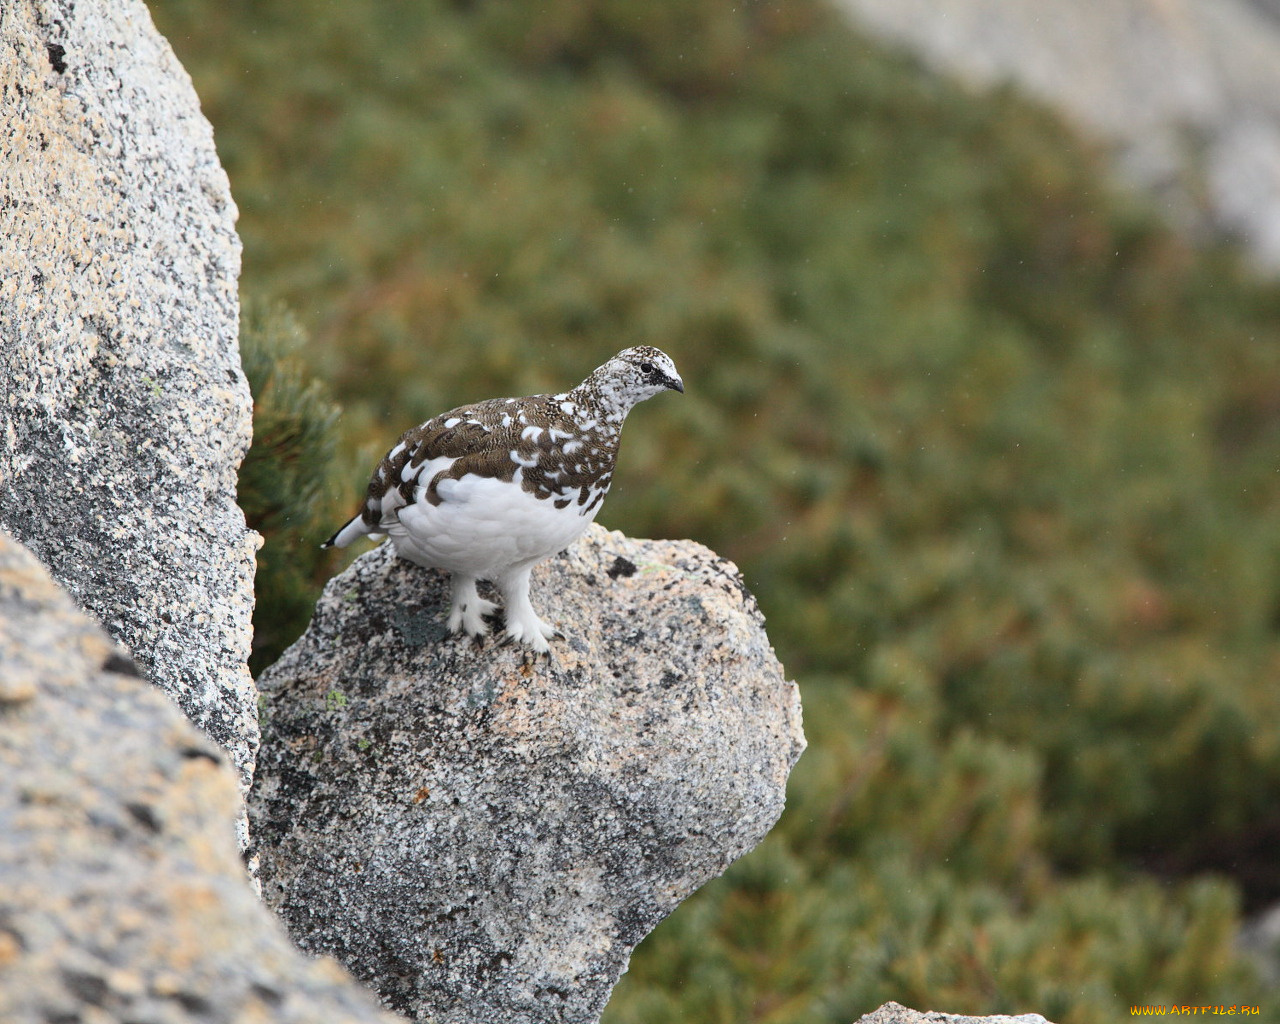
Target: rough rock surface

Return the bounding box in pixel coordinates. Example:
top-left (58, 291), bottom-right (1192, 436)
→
top-left (835, 0), bottom-right (1280, 270)
top-left (855, 1004), bottom-right (1053, 1024)
top-left (0, 530), bottom-right (403, 1024)
top-left (251, 524), bottom-right (806, 1024)
top-left (0, 0), bottom-right (258, 784)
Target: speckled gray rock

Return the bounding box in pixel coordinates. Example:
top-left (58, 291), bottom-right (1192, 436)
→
top-left (0, 530), bottom-right (403, 1024)
top-left (856, 1004), bottom-right (1054, 1024)
top-left (835, 0), bottom-right (1280, 270)
top-left (0, 0), bottom-right (258, 784)
top-left (251, 524), bottom-right (806, 1024)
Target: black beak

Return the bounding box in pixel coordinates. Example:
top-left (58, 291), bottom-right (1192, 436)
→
top-left (668, 377), bottom-right (685, 394)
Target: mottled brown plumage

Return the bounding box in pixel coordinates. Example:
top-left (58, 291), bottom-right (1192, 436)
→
top-left (364, 393), bottom-right (616, 526)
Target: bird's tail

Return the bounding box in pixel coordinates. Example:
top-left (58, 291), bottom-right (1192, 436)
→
top-left (322, 513), bottom-right (372, 550)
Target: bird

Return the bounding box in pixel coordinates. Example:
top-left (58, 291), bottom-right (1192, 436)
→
top-left (323, 346), bottom-right (684, 652)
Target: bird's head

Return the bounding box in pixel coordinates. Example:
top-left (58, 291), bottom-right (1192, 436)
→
top-left (596, 346), bottom-right (684, 409)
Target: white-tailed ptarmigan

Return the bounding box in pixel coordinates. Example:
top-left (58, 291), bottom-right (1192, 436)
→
top-left (323, 346), bottom-right (684, 652)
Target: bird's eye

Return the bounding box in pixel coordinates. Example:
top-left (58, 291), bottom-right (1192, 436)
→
top-left (639, 362), bottom-right (654, 374)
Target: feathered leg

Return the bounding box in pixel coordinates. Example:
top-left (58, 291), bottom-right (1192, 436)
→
top-left (447, 574), bottom-right (499, 637)
top-left (496, 564), bottom-right (560, 652)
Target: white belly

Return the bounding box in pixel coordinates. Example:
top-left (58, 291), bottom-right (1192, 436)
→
top-left (385, 469), bottom-right (600, 578)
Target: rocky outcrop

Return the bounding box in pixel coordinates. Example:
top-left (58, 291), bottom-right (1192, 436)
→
top-left (251, 525), bottom-right (806, 1024)
top-left (834, 0), bottom-right (1280, 270)
top-left (0, 530), bottom-right (403, 1024)
top-left (0, 0), bottom-right (258, 784)
top-left (856, 1004), bottom-right (1053, 1024)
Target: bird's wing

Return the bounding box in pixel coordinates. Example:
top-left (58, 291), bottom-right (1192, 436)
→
top-left (356, 392), bottom-right (613, 527)
top-left (360, 395), bottom-right (575, 525)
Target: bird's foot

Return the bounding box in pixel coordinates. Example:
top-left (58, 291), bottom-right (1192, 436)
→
top-left (500, 610), bottom-right (562, 654)
top-left (447, 596), bottom-right (501, 638)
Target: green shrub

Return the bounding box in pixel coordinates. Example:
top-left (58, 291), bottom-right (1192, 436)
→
top-left (237, 298), bottom-right (350, 674)
top-left (610, 676), bottom-right (1261, 1023)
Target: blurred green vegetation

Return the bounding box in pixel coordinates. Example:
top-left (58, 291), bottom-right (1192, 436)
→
top-left (151, 0), bottom-right (1280, 1019)
top-left (236, 299), bottom-right (351, 674)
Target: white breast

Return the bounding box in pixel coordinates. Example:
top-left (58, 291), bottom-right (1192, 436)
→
top-left (386, 470), bottom-right (599, 579)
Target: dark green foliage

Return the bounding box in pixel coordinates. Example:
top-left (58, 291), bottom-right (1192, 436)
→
top-left (237, 299), bottom-right (349, 674)
top-left (150, 0), bottom-right (1280, 1018)
top-left (608, 677), bottom-right (1259, 1024)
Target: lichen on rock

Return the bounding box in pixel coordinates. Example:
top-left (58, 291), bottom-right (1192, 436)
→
top-left (856, 1002), bottom-right (1054, 1024)
top-left (0, 530), bottom-right (403, 1024)
top-left (0, 0), bottom-right (258, 785)
top-left (251, 523), bottom-right (805, 1024)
